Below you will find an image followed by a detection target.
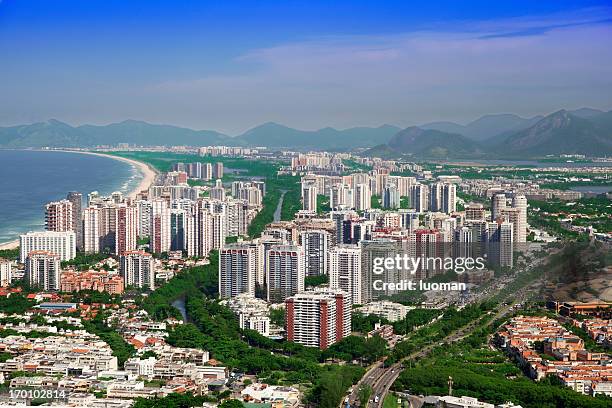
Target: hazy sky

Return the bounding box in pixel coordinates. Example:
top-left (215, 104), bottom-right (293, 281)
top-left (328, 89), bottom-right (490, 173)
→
top-left (1, 0), bottom-right (611, 134)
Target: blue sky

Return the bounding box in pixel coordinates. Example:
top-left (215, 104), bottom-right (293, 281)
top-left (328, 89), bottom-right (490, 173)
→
top-left (1, 0), bottom-right (611, 133)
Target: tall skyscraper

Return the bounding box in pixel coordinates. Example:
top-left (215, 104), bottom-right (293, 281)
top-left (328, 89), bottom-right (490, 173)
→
top-left (202, 163), bottom-right (213, 180)
top-left (491, 194), bottom-right (507, 222)
top-left (195, 206), bottom-right (214, 258)
top-left (0, 259), bottom-right (12, 287)
top-left (66, 192), bottom-right (83, 250)
top-left (428, 182), bottom-right (443, 212)
top-left (302, 183), bottom-right (318, 212)
top-left (487, 221), bottom-right (514, 267)
top-left (409, 184), bottom-right (428, 213)
top-left (329, 245), bottom-right (362, 305)
top-left (20, 231), bottom-right (76, 263)
top-left (382, 185), bottom-right (400, 209)
top-left (219, 244), bottom-right (256, 298)
top-left (285, 288), bottom-right (351, 349)
top-left (137, 200), bottom-right (153, 237)
top-left (354, 183), bottom-right (371, 211)
top-left (115, 205), bottom-right (138, 256)
top-left (213, 162), bottom-right (224, 179)
top-left (442, 183), bottom-right (457, 214)
top-left (266, 244), bottom-right (305, 303)
top-left (187, 162), bottom-right (202, 179)
top-left (300, 230), bottom-right (330, 276)
top-left (120, 250), bottom-right (155, 290)
top-left (45, 200), bottom-right (74, 232)
top-left (25, 251), bottom-right (61, 291)
top-left (329, 184), bottom-right (350, 209)
top-left (512, 195), bottom-right (528, 243)
top-left (151, 200), bottom-right (171, 254)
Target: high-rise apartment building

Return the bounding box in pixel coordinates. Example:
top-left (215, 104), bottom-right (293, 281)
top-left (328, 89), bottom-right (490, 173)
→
top-left (25, 251), bottom-right (61, 291)
top-left (410, 184), bottom-right (428, 213)
top-left (442, 183), bottom-right (457, 214)
top-left (329, 245), bottom-right (362, 305)
top-left (300, 230), bottom-right (330, 276)
top-left (354, 183), bottom-right (371, 211)
top-left (20, 231), bottom-right (76, 263)
top-left (512, 195), bottom-right (528, 243)
top-left (219, 244), bottom-right (256, 298)
top-left (266, 244), bottom-right (305, 303)
top-left (66, 192), bottom-right (83, 250)
top-left (120, 250), bottom-right (155, 290)
top-left (210, 179), bottom-right (226, 201)
top-left (491, 193), bottom-right (507, 222)
top-left (213, 162), bottom-right (224, 179)
top-left (45, 200), bottom-right (74, 232)
top-left (115, 205), bottom-right (138, 256)
top-left (202, 163), bottom-right (213, 181)
top-left (486, 221), bottom-right (514, 267)
top-left (382, 185), bottom-right (400, 209)
top-left (302, 183), bottom-right (318, 212)
top-left (285, 288), bottom-right (351, 349)
top-left (0, 259), bottom-right (12, 287)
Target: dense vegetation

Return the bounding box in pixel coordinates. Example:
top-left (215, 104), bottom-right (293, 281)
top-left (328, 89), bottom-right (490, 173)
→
top-left (0, 293), bottom-right (35, 314)
top-left (393, 314), bottom-right (612, 408)
top-left (140, 247), bottom-right (365, 404)
top-left (0, 247), bottom-right (19, 261)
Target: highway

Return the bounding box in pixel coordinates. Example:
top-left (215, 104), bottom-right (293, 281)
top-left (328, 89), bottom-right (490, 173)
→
top-left (345, 253), bottom-right (550, 407)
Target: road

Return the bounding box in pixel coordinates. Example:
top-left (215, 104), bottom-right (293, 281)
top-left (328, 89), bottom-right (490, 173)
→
top-left (345, 254), bottom-right (550, 408)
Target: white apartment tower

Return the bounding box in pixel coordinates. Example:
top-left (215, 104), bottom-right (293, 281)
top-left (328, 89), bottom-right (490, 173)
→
top-left (329, 245), bottom-right (362, 305)
top-left (20, 231), bottom-right (76, 263)
top-left (354, 183), bottom-right (371, 211)
top-left (512, 195), bottom-right (528, 243)
top-left (120, 250), bottom-right (155, 290)
top-left (300, 230), bottom-right (330, 277)
top-left (302, 183), bottom-right (318, 212)
top-left (409, 184), bottom-right (428, 213)
top-left (266, 244), bottom-right (305, 303)
top-left (219, 244), bottom-right (256, 298)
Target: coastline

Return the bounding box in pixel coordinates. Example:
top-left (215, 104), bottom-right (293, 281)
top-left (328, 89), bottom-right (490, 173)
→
top-left (0, 150), bottom-right (158, 250)
top-left (61, 150), bottom-right (159, 199)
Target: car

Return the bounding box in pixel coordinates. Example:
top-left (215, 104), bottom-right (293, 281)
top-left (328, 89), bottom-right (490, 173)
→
top-left (374, 395), bottom-right (380, 403)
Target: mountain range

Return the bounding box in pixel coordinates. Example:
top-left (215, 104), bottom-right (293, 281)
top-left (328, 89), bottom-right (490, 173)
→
top-left (0, 108), bottom-right (611, 158)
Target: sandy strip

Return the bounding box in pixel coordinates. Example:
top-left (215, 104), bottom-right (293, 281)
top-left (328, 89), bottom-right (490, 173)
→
top-left (0, 239), bottom-right (19, 251)
top-left (67, 150), bottom-right (159, 199)
top-left (0, 150), bottom-right (159, 249)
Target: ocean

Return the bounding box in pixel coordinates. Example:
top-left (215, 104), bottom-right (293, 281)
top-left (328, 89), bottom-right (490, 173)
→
top-left (0, 150), bottom-right (142, 244)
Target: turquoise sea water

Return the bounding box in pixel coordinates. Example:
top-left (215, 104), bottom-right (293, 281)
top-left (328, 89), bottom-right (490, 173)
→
top-left (0, 150), bottom-right (142, 243)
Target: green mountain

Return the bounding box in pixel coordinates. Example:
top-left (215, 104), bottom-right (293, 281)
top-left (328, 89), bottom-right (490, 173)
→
top-left (495, 110), bottom-right (612, 156)
top-left (0, 119), bottom-right (231, 148)
top-left (422, 114), bottom-right (542, 141)
top-left (383, 126), bottom-right (482, 158)
top-left (234, 122), bottom-right (400, 149)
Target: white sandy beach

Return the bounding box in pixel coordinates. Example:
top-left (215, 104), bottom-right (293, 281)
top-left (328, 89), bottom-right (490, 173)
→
top-left (0, 150), bottom-right (158, 250)
top-left (67, 150), bottom-right (158, 199)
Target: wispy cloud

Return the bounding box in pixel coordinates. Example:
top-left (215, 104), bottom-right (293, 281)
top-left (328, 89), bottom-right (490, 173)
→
top-left (145, 8), bottom-right (612, 133)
